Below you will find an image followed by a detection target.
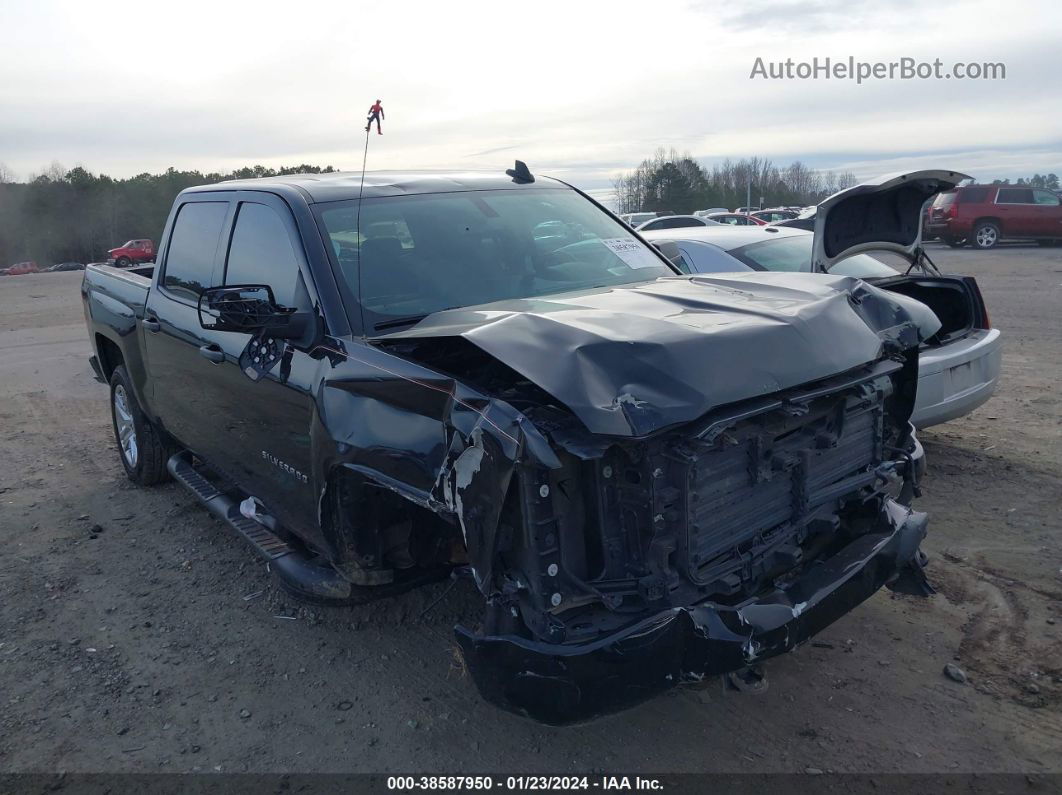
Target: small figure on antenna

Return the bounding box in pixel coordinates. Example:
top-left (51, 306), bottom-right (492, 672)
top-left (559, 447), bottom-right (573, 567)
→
top-left (365, 99), bottom-right (384, 135)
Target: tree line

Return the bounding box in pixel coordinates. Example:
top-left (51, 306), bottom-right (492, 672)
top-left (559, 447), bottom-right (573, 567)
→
top-left (612, 148), bottom-right (1062, 215)
top-left (2, 156), bottom-right (1060, 267)
top-left (612, 149), bottom-right (859, 215)
top-left (0, 163), bottom-right (335, 268)
top-left (990, 174), bottom-right (1060, 189)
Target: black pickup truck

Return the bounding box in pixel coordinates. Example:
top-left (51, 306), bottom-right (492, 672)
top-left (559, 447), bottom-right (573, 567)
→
top-left (82, 164), bottom-right (971, 723)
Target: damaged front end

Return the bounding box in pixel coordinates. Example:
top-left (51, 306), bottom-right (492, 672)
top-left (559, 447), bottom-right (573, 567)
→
top-left (356, 274), bottom-right (940, 724)
top-left (454, 366), bottom-right (931, 723)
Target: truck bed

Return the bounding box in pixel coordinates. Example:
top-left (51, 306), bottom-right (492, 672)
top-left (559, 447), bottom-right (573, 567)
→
top-left (82, 262), bottom-right (154, 392)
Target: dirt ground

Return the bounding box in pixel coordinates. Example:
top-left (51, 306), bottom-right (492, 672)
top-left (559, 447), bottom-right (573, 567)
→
top-left (1, 243), bottom-right (1060, 775)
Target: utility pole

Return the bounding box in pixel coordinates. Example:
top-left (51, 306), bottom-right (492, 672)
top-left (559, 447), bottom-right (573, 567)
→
top-left (746, 177), bottom-right (751, 211)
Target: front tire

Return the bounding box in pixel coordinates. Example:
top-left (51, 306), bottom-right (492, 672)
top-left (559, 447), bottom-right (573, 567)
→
top-left (115, 256), bottom-right (131, 268)
top-left (109, 365), bottom-right (173, 486)
top-left (972, 222), bottom-right (1000, 249)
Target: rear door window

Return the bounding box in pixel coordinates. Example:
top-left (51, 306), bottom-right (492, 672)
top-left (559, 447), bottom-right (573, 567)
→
top-left (1033, 190), bottom-right (1060, 206)
top-left (957, 187), bottom-right (989, 204)
top-left (677, 243), bottom-right (747, 274)
top-left (224, 202), bottom-right (307, 308)
top-left (163, 201), bottom-right (229, 300)
top-left (996, 188), bottom-right (1034, 204)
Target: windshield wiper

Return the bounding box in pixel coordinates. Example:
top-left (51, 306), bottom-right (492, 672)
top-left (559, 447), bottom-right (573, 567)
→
top-left (374, 314), bottom-right (430, 331)
top-left (373, 306), bottom-right (461, 332)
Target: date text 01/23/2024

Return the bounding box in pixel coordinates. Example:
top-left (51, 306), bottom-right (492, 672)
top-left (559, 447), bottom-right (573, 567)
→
top-left (386, 776), bottom-right (664, 791)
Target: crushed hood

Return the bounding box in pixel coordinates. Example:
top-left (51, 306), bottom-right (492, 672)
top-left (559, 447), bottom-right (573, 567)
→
top-left (813, 169), bottom-right (971, 271)
top-left (379, 273), bottom-right (941, 437)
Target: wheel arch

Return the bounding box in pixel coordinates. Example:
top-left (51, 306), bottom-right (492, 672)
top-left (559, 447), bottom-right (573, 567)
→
top-left (972, 215), bottom-right (1003, 234)
top-left (317, 463), bottom-right (460, 575)
top-left (95, 333), bottom-right (124, 380)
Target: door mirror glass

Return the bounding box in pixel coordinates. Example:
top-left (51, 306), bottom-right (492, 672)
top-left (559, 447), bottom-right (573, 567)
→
top-left (198, 284), bottom-right (307, 338)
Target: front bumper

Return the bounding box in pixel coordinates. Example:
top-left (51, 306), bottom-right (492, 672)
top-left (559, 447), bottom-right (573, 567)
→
top-left (456, 496), bottom-right (929, 724)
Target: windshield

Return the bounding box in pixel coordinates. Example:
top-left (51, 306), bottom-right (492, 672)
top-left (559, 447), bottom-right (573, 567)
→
top-left (317, 188), bottom-right (675, 332)
top-left (728, 234), bottom-right (899, 278)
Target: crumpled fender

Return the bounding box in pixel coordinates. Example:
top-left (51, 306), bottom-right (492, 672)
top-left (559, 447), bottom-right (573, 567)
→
top-left (309, 341), bottom-right (559, 589)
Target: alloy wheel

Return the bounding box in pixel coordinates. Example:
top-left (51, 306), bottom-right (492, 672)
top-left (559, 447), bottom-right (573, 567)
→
top-left (113, 384), bottom-right (139, 468)
top-left (976, 226), bottom-right (997, 248)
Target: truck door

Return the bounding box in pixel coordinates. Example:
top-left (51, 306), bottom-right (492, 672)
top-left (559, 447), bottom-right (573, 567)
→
top-left (142, 196), bottom-right (233, 459)
top-left (199, 193), bottom-right (321, 537)
top-left (1031, 189), bottom-right (1062, 239)
top-left (993, 187), bottom-right (1036, 236)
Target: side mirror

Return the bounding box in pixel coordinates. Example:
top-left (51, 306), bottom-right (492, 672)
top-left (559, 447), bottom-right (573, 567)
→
top-left (197, 284), bottom-right (310, 339)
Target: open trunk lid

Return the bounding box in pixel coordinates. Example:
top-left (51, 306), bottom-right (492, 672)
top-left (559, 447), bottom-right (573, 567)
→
top-left (813, 170), bottom-right (971, 272)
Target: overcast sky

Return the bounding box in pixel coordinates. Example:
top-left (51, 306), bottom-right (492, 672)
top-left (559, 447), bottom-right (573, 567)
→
top-left (2, 0), bottom-right (1059, 199)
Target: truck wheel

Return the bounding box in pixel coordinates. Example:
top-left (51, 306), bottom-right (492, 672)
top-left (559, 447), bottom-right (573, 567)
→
top-left (115, 256), bottom-right (131, 268)
top-left (110, 365), bottom-right (172, 486)
top-left (972, 222), bottom-right (1000, 249)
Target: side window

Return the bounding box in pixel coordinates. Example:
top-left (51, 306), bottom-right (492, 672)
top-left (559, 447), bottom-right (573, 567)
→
top-left (225, 202), bottom-right (305, 309)
top-left (996, 188), bottom-right (1033, 204)
top-left (679, 244), bottom-right (745, 274)
top-left (1033, 190), bottom-right (1060, 206)
top-left (163, 202), bottom-right (229, 300)
top-left (958, 187), bottom-right (988, 204)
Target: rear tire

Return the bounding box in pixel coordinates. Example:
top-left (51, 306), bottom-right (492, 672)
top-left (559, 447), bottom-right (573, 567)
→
top-left (109, 365), bottom-right (173, 486)
top-left (115, 256), bottom-right (131, 268)
top-left (972, 222), bottom-right (1000, 249)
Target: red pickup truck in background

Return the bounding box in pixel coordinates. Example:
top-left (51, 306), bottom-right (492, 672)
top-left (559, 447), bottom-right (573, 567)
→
top-left (108, 239), bottom-right (156, 267)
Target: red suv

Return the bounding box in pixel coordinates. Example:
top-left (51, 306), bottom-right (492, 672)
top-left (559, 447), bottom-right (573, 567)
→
top-left (927, 185), bottom-right (1062, 249)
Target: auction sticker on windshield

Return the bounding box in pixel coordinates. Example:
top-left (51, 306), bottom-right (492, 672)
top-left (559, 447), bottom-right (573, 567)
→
top-left (600, 238), bottom-right (662, 269)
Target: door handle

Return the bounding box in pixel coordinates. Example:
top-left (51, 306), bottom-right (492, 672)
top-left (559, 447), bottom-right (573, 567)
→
top-left (143, 317), bottom-right (160, 332)
top-left (198, 344), bottom-right (225, 363)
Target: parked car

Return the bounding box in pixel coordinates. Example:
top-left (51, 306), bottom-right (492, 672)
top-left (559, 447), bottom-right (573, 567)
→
top-left (693, 207), bottom-right (728, 217)
top-left (1, 261), bottom-right (39, 276)
top-left (618, 212), bottom-right (658, 228)
top-left (640, 223), bottom-right (1001, 428)
top-left (771, 206), bottom-right (817, 231)
top-left (84, 165), bottom-right (953, 724)
top-left (750, 208), bottom-right (798, 223)
top-left (108, 239), bottom-right (157, 267)
top-left (46, 261), bottom-right (86, 272)
top-left (635, 214), bottom-right (721, 231)
top-left (707, 212), bottom-right (768, 226)
top-left (926, 184), bottom-right (1062, 248)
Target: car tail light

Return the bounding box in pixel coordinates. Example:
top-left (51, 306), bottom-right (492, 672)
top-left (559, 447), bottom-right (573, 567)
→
top-left (947, 205), bottom-right (958, 219)
top-left (969, 279), bottom-right (991, 329)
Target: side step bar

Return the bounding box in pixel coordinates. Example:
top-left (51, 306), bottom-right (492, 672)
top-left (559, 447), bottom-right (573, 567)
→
top-left (166, 451), bottom-right (355, 603)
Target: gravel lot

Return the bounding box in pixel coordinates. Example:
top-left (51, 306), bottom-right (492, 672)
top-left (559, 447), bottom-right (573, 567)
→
top-left (1, 244), bottom-right (1060, 775)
